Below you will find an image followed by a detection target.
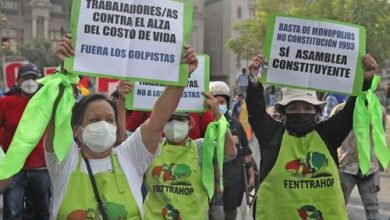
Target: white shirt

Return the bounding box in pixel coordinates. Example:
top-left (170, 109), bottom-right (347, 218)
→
top-left (45, 127), bottom-right (160, 220)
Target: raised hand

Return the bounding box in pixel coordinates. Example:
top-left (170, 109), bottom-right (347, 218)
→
top-left (202, 92), bottom-right (221, 120)
top-left (56, 33), bottom-right (74, 62)
top-left (248, 54), bottom-right (265, 78)
top-left (116, 81), bottom-right (133, 101)
top-left (362, 54), bottom-right (378, 81)
top-left (181, 44), bottom-right (198, 76)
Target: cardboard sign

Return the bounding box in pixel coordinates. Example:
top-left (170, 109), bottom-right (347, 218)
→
top-left (3, 61), bottom-right (28, 91)
top-left (65, 0), bottom-right (194, 86)
top-left (126, 54), bottom-right (209, 112)
top-left (263, 14), bottom-right (366, 95)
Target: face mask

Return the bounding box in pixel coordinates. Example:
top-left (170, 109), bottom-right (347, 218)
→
top-left (163, 120), bottom-right (189, 143)
top-left (219, 104), bottom-right (228, 115)
top-left (80, 121), bottom-right (117, 153)
top-left (285, 113), bottom-right (316, 137)
top-left (20, 79), bottom-right (39, 94)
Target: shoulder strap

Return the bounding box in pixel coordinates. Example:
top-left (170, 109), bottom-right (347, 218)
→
top-left (82, 154), bottom-right (109, 220)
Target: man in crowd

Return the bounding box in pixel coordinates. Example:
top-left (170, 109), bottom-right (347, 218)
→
top-left (236, 68), bottom-right (249, 97)
top-left (0, 63), bottom-right (51, 220)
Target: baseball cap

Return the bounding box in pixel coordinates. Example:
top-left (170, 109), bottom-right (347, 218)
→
top-left (17, 63), bottom-right (42, 78)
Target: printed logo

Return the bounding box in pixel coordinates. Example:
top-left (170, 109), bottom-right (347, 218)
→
top-left (285, 151), bottom-right (331, 178)
top-left (162, 204), bottom-right (182, 220)
top-left (152, 163), bottom-right (192, 185)
top-left (283, 151), bottom-right (335, 189)
top-left (151, 163), bottom-right (195, 196)
top-left (297, 205), bottom-right (324, 220)
top-left (67, 202), bottom-right (128, 220)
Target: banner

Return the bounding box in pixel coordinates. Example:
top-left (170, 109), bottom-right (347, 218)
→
top-left (263, 14), bottom-right (366, 95)
top-left (3, 61), bottom-right (28, 91)
top-left (126, 54), bottom-right (209, 112)
top-left (65, 0), bottom-right (193, 86)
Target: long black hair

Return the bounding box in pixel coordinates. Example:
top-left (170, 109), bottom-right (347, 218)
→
top-left (71, 94), bottom-right (118, 127)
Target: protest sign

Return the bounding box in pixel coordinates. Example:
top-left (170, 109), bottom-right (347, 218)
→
top-left (3, 61), bottom-right (28, 91)
top-left (65, 0), bottom-right (193, 86)
top-left (263, 14), bottom-right (366, 95)
top-left (126, 54), bottom-right (209, 112)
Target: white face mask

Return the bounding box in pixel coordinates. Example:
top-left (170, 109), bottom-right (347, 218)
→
top-left (163, 120), bottom-right (189, 143)
top-left (80, 121), bottom-right (117, 153)
top-left (20, 79), bottom-right (39, 94)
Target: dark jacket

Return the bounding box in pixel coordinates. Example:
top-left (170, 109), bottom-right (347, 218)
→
top-left (245, 82), bottom-right (370, 184)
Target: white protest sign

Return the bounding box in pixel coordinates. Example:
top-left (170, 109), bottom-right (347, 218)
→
top-left (65, 0), bottom-right (193, 86)
top-left (126, 55), bottom-right (209, 112)
top-left (263, 14), bottom-right (366, 95)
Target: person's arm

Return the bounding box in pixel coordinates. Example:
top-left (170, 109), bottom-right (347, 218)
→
top-left (246, 55), bottom-right (281, 148)
top-left (203, 92), bottom-right (236, 157)
top-left (115, 81), bottom-right (133, 144)
top-left (317, 54), bottom-right (379, 149)
top-left (237, 119), bottom-right (255, 189)
top-left (45, 34), bottom-right (75, 153)
top-left (141, 46), bottom-right (198, 154)
top-left (45, 86), bottom-right (64, 153)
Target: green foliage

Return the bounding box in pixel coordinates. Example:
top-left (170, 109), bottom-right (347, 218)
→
top-left (18, 38), bottom-right (60, 68)
top-left (226, 0), bottom-right (390, 64)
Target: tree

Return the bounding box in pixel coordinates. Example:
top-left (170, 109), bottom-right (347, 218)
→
top-left (19, 38), bottom-right (60, 68)
top-left (226, 0), bottom-right (390, 65)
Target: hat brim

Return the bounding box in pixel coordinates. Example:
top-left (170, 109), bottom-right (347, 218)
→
top-left (274, 98), bottom-right (326, 113)
top-left (18, 71), bottom-right (41, 78)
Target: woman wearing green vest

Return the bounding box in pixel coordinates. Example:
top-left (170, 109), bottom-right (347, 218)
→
top-left (144, 92), bottom-right (236, 220)
top-left (246, 54), bottom-right (378, 220)
top-left (44, 34), bottom-right (199, 220)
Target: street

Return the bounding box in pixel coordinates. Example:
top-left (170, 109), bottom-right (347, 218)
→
top-left (347, 173), bottom-right (390, 220)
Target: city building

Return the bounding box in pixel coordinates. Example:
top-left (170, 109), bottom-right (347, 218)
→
top-left (0, 0), bottom-right (71, 49)
top-left (204, 0), bottom-right (255, 88)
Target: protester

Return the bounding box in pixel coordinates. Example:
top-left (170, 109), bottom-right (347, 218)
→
top-left (332, 103), bottom-right (386, 220)
top-left (267, 85), bottom-right (277, 106)
top-left (246, 54), bottom-right (378, 219)
top-left (236, 68), bottom-right (249, 97)
top-left (232, 93), bottom-right (244, 119)
top-left (0, 63), bottom-right (51, 220)
top-left (143, 92), bottom-right (236, 219)
top-left (44, 34), bottom-right (198, 219)
top-left (209, 81), bottom-right (255, 220)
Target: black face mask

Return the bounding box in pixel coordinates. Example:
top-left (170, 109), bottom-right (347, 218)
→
top-left (285, 113), bottom-right (316, 137)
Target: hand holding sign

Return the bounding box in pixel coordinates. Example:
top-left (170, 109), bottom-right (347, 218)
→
top-left (202, 92), bottom-right (222, 120)
top-left (362, 54), bottom-right (378, 80)
top-left (181, 44), bottom-right (198, 76)
top-left (116, 81), bottom-right (133, 101)
top-left (249, 54), bottom-right (265, 81)
top-left (56, 34), bottom-right (75, 73)
top-left (56, 34), bottom-right (74, 63)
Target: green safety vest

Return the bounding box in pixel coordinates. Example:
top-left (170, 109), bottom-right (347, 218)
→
top-left (144, 140), bottom-right (209, 220)
top-left (57, 152), bottom-right (141, 220)
top-left (256, 131), bottom-right (348, 220)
